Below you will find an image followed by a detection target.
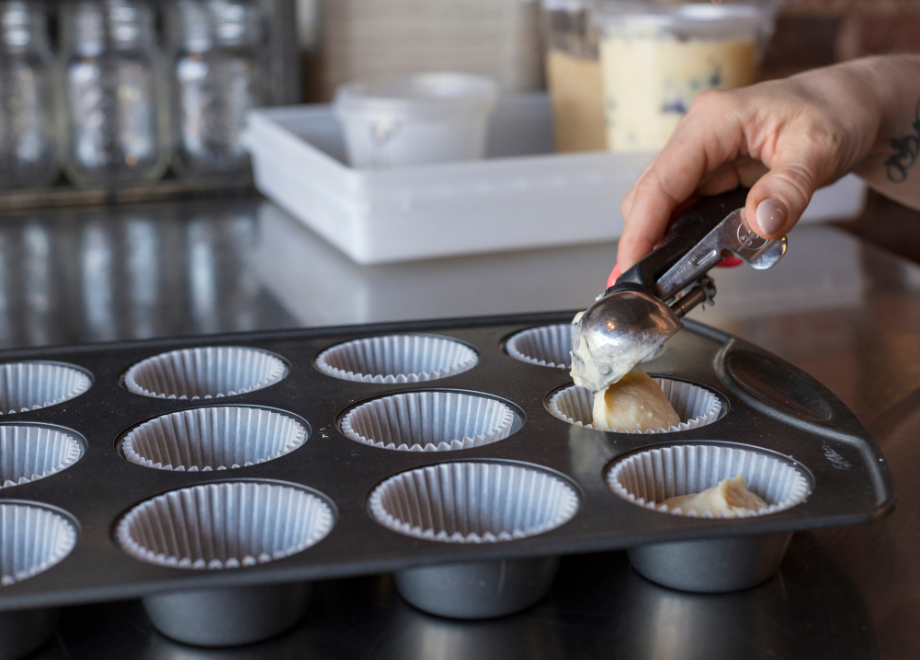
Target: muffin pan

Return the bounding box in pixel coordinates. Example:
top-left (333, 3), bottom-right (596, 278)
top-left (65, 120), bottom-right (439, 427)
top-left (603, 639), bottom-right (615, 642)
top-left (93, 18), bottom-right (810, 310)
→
top-left (0, 312), bottom-right (894, 647)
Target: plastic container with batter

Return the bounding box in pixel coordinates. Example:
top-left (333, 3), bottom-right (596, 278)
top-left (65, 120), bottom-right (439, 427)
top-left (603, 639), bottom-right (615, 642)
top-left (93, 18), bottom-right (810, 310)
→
top-left (594, 2), bottom-right (776, 153)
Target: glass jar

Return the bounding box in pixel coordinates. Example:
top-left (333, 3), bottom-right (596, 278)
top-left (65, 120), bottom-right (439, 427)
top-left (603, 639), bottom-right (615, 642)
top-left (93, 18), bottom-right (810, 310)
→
top-left (0, 1), bottom-right (57, 190)
top-left (58, 0), bottom-right (169, 187)
top-left (167, 0), bottom-right (264, 178)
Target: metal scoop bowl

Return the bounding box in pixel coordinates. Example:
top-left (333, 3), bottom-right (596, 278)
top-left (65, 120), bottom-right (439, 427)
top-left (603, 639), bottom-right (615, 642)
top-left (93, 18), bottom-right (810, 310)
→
top-left (570, 288), bottom-right (681, 392)
top-left (571, 188), bottom-right (787, 393)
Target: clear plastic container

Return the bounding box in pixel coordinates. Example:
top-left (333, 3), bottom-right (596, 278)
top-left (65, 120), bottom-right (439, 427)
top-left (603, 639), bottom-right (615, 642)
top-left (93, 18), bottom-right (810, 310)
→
top-left (0, 1), bottom-right (58, 189)
top-left (167, 0), bottom-right (265, 178)
top-left (595, 2), bottom-right (776, 153)
top-left (58, 0), bottom-right (169, 187)
top-left (332, 73), bottom-right (499, 169)
top-left (541, 0), bottom-right (607, 153)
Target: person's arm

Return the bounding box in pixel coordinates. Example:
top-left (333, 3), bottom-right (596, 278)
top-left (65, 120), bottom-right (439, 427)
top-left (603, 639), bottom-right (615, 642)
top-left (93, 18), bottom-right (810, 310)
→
top-left (616, 54), bottom-right (920, 271)
top-left (852, 57), bottom-right (920, 209)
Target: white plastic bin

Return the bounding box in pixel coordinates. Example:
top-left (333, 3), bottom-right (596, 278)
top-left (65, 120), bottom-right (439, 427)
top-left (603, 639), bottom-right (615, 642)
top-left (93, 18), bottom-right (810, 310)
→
top-left (245, 93), bottom-right (867, 265)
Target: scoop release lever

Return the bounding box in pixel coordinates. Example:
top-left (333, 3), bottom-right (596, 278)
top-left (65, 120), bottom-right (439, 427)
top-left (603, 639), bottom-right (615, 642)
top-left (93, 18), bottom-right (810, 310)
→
top-left (570, 188), bottom-right (787, 393)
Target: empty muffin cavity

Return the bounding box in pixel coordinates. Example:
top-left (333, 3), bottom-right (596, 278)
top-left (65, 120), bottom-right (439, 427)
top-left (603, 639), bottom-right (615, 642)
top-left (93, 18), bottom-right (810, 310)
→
top-left (547, 378), bottom-right (722, 433)
top-left (117, 482), bottom-right (334, 569)
top-left (505, 324), bottom-right (573, 369)
top-left (122, 406), bottom-right (307, 472)
top-left (0, 503), bottom-right (77, 586)
top-left (124, 347), bottom-right (288, 400)
top-left (607, 444), bottom-right (811, 518)
top-left (341, 391), bottom-right (515, 452)
top-left (0, 425), bottom-right (83, 488)
top-left (316, 335), bottom-right (478, 384)
top-left (0, 362), bottom-right (91, 415)
top-left (369, 462), bottom-right (579, 542)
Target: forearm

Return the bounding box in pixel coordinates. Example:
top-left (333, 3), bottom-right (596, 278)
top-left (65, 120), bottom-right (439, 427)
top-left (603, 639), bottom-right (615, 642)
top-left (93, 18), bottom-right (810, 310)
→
top-left (849, 55), bottom-right (920, 209)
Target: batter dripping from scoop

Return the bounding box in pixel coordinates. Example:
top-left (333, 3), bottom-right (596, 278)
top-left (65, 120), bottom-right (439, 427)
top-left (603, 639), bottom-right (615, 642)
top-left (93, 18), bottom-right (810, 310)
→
top-left (571, 312), bottom-right (680, 431)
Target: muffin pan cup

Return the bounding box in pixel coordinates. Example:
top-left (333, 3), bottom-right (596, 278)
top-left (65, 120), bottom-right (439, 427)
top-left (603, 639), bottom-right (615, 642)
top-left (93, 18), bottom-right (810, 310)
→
top-left (395, 557), bottom-right (560, 619)
top-left (341, 391), bottom-right (515, 452)
top-left (369, 461), bottom-right (577, 618)
top-left (0, 361), bottom-right (91, 415)
top-left (124, 347), bottom-right (288, 400)
top-left (316, 334), bottom-right (478, 384)
top-left (142, 582), bottom-right (312, 647)
top-left (0, 312), bottom-right (893, 639)
top-left (607, 443), bottom-right (811, 591)
top-left (0, 424), bottom-right (84, 488)
top-left (628, 532), bottom-right (793, 593)
top-left (0, 502), bottom-right (77, 659)
top-left (547, 379), bottom-right (722, 433)
top-left (121, 406), bottom-right (307, 472)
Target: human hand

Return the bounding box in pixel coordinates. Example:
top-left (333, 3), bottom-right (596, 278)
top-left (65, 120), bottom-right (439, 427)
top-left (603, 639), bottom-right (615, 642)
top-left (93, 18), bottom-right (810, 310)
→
top-left (616, 60), bottom-right (886, 271)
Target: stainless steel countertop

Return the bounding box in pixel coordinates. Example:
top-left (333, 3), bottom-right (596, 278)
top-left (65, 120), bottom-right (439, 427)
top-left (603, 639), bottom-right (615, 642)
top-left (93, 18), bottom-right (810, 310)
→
top-left (5, 197), bottom-right (920, 659)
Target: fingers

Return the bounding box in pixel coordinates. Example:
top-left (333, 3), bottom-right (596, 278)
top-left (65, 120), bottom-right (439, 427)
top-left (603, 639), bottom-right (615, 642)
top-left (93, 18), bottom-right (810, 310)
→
top-left (745, 135), bottom-right (835, 238)
top-left (621, 157), bottom-right (659, 219)
top-left (696, 157), bottom-right (769, 195)
top-left (617, 92), bottom-right (747, 269)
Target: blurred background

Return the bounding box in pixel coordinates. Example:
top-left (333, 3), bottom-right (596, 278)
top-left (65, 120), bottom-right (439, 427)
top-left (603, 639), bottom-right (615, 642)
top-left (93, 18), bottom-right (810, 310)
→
top-left (0, 0), bottom-right (916, 259)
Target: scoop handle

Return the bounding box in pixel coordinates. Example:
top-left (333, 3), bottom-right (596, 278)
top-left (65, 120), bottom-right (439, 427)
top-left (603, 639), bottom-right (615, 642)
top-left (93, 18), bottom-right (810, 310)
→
top-left (610, 187), bottom-right (749, 297)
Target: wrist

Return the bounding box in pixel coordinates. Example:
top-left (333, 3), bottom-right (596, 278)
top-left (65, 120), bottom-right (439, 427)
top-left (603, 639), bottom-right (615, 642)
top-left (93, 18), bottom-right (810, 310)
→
top-left (846, 55), bottom-right (920, 143)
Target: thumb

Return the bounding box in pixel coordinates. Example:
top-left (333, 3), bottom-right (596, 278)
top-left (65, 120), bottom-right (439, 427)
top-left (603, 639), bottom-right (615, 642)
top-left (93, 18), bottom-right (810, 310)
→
top-left (746, 158), bottom-right (822, 239)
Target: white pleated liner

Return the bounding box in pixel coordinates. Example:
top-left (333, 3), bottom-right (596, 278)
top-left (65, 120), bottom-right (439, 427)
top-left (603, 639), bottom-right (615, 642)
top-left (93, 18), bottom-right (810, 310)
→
top-left (607, 444), bottom-right (811, 519)
top-left (369, 462), bottom-right (580, 543)
top-left (505, 324), bottom-right (573, 369)
top-left (547, 379), bottom-right (722, 433)
top-left (124, 347), bottom-right (288, 400)
top-left (117, 482), bottom-right (334, 570)
top-left (0, 362), bottom-right (91, 415)
top-left (0, 503), bottom-right (77, 586)
top-left (122, 406), bottom-right (307, 472)
top-left (315, 335), bottom-right (478, 384)
top-left (342, 391), bottom-right (514, 452)
top-left (0, 425), bottom-right (83, 488)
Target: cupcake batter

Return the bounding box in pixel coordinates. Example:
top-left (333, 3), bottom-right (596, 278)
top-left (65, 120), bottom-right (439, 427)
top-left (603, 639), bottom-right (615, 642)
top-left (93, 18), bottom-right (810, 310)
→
top-left (591, 364), bottom-right (680, 431)
top-left (661, 474), bottom-right (767, 517)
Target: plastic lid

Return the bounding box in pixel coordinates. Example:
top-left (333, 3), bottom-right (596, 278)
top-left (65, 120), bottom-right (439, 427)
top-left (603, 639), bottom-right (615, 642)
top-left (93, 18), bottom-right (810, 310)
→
top-left (594, 2), bottom-right (774, 40)
top-left (334, 73), bottom-right (499, 120)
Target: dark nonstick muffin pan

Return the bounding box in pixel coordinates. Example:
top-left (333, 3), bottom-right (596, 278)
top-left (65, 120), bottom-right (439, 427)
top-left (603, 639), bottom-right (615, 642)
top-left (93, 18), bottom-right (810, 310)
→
top-left (0, 311), bottom-right (894, 654)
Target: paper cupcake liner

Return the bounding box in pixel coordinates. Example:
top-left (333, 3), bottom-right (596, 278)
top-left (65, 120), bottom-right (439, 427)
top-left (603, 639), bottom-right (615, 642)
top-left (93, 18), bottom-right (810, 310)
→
top-left (117, 482), bottom-right (334, 570)
top-left (122, 406), bottom-right (307, 472)
top-left (607, 444), bottom-right (811, 519)
top-left (547, 378), bottom-right (722, 433)
top-left (369, 462), bottom-right (580, 543)
top-left (0, 362), bottom-right (91, 415)
top-left (341, 391), bottom-right (514, 452)
top-left (0, 425), bottom-right (83, 489)
top-left (505, 324), bottom-right (573, 369)
top-left (316, 335), bottom-right (478, 384)
top-left (0, 503), bottom-right (77, 586)
top-left (124, 347), bottom-right (288, 400)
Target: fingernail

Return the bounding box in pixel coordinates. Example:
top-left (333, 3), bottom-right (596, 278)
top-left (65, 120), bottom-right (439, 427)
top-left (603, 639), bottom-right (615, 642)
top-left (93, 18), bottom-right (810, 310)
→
top-left (755, 198), bottom-right (786, 236)
top-left (606, 264), bottom-right (621, 289)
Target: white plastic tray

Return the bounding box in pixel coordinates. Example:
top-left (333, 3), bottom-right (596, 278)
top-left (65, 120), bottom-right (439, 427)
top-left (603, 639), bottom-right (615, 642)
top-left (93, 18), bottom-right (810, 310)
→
top-left (245, 94), bottom-right (867, 265)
